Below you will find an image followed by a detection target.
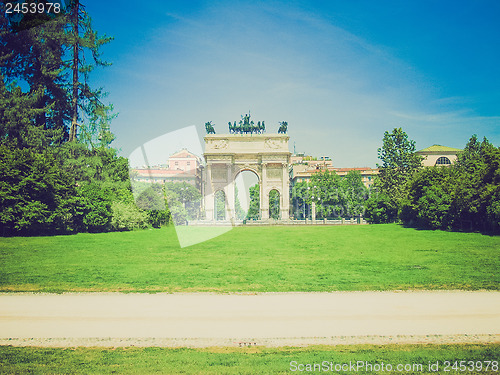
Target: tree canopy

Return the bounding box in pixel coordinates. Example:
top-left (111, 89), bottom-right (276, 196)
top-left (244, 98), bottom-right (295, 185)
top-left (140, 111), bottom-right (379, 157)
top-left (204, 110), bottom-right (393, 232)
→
top-left (376, 127), bottom-right (423, 204)
top-left (0, 1), bottom-right (154, 236)
top-left (398, 135), bottom-right (500, 233)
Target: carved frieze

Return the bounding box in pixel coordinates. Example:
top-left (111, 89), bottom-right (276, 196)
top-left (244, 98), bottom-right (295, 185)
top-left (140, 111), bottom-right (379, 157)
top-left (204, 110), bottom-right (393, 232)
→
top-left (266, 167), bottom-right (282, 180)
top-left (206, 155), bottom-right (233, 162)
top-left (262, 155), bottom-right (287, 162)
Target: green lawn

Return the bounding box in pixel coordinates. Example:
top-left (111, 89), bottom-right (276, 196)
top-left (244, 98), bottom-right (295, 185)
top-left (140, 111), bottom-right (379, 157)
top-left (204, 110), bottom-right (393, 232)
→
top-left (0, 224), bottom-right (498, 292)
top-left (0, 344), bottom-right (498, 374)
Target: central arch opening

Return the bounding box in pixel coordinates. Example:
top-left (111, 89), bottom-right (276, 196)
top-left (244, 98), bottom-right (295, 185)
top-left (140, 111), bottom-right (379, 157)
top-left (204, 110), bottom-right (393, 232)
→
top-left (214, 190), bottom-right (226, 220)
top-left (234, 170), bottom-right (259, 220)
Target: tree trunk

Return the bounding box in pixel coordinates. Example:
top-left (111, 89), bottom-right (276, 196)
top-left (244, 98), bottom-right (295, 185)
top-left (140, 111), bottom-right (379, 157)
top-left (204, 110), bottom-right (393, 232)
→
top-left (69, 0), bottom-right (79, 142)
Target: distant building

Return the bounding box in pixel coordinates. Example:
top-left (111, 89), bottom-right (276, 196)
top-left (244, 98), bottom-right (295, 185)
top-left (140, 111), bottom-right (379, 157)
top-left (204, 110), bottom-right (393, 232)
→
top-left (289, 154), bottom-right (377, 189)
top-left (132, 149), bottom-right (202, 189)
top-left (167, 148), bottom-right (201, 173)
top-left (290, 153), bottom-right (333, 168)
top-left (416, 145), bottom-right (462, 167)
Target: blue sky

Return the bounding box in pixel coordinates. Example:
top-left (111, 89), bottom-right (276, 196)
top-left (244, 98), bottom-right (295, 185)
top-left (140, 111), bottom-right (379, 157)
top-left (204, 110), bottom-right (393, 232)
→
top-left (83, 0), bottom-right (499, 167)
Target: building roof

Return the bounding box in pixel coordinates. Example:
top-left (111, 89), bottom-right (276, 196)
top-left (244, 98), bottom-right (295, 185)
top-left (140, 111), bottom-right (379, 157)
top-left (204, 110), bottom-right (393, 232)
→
top-left (292, 166), bottom-right (378, 179)
top-left (417, 145), bottom-right (462, 153)
top-left (170, 149), bottom-right (200, 159)
top-left (334, 167), bottom-right (376, 172)
top-left (134, 169), bottom-right (196, 177)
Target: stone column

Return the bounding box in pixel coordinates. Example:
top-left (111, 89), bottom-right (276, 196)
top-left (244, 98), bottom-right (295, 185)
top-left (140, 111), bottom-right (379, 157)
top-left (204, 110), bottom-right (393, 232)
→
top-left (311, 201), bottom-right (316, 222)
top-left (225, 163), bottom-right (235, 223)
top-left (204, 163), bottom-right (214, 221)
top-left (260, 163), bottom-right (269, 219)
top-left (281, 162), bottom-right (290, 220)
top-left (200, 166), bottom-right (204, 211)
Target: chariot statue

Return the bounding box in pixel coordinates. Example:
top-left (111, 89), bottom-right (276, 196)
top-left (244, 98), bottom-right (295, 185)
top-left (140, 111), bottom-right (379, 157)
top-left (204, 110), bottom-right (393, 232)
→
top-left (228, 112), bottom-right (266, 134)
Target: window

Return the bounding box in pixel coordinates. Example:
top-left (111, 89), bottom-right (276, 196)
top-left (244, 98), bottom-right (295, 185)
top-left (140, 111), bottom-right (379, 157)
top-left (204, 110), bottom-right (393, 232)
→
top-left (435, 157), bottom-right (451, 165)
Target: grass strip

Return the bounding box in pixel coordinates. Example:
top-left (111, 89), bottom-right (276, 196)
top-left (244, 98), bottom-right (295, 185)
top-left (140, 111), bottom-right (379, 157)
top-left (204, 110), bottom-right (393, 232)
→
top-left (0, 224), bottom-right (498, 293)
top-left (0, 344), bottom-right (498, 374)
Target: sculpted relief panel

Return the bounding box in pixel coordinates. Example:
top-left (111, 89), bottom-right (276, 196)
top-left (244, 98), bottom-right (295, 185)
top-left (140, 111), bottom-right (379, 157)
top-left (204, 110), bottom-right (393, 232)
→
top-left (211, 139), bottom-right (228, 149)
top-left (266, 166), bottom-right (282, 180)
top-left (211, 166), bottom-right (227, 182)
top-left (265, 139), bottom-right (281, 149)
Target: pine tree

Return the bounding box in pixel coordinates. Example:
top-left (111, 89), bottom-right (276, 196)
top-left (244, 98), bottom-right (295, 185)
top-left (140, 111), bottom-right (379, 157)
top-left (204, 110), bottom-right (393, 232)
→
top-left (0, 0), bottom-right (115, 147)
top-left (66, 0), bottom-right (115, 146)
top-left (1, 1), bottom-right (69, 146)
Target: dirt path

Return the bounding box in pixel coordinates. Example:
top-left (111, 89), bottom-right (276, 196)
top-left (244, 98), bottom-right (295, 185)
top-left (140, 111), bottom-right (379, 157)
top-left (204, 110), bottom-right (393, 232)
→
top-left (1, 291), bottom-right (499, 347)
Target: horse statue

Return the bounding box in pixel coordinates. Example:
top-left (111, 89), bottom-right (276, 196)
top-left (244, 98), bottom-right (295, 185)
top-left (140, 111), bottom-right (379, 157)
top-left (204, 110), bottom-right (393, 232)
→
top-left (205, 121), bottom-right (216, 134)
top-left (234, 121), bottom-right (240, 134)
top-left (278, 121), bottom-right (288, 134)
top-left (260, 121), bottom-right (265, 133)
top-left (250, 120), bottom-right (257, 134)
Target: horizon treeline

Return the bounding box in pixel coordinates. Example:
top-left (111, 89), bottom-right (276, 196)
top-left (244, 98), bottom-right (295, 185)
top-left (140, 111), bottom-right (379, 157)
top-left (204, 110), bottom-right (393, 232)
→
top-left (0, 3), bottom-right (498, 236)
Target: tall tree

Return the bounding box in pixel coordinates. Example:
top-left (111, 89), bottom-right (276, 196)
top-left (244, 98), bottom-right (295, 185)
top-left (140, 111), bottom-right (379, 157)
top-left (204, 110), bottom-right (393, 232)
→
top-left (341, 170), bottom-right (368, 218)
top-left (1, 1), bottom-right (70, 146)
top-left (1, 2), bottom-right (123, 235)
top-left (452, 135), bottom-right (499, 231)
top-left (375, 128), bottom-right (423, 207)
top-left (291, 181), bottom-right (309, 219)
top-left (309, 170), bottom-right (343, 219)
top-left (0, 0), bottom-right (114, 147)
top-left (69, 0), bottom-right (79, 142)
top-left (65, 0), bottom-right (114, 146)
top-left (400, 166), bottom-right (457, 229)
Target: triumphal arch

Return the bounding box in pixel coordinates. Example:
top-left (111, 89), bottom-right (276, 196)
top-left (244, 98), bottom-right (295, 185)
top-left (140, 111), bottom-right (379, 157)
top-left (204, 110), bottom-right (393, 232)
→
top-left (203, 119), bottom-right (290, 221)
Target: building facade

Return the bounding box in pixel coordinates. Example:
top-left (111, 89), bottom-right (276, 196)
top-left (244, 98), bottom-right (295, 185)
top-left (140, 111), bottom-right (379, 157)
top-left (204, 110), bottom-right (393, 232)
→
top-left (132, 149), bottom-right (202, 189)
top-left (289, 154), bottom-right (378, 190)
top-left (416, 145), bottom-right (462, 167)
